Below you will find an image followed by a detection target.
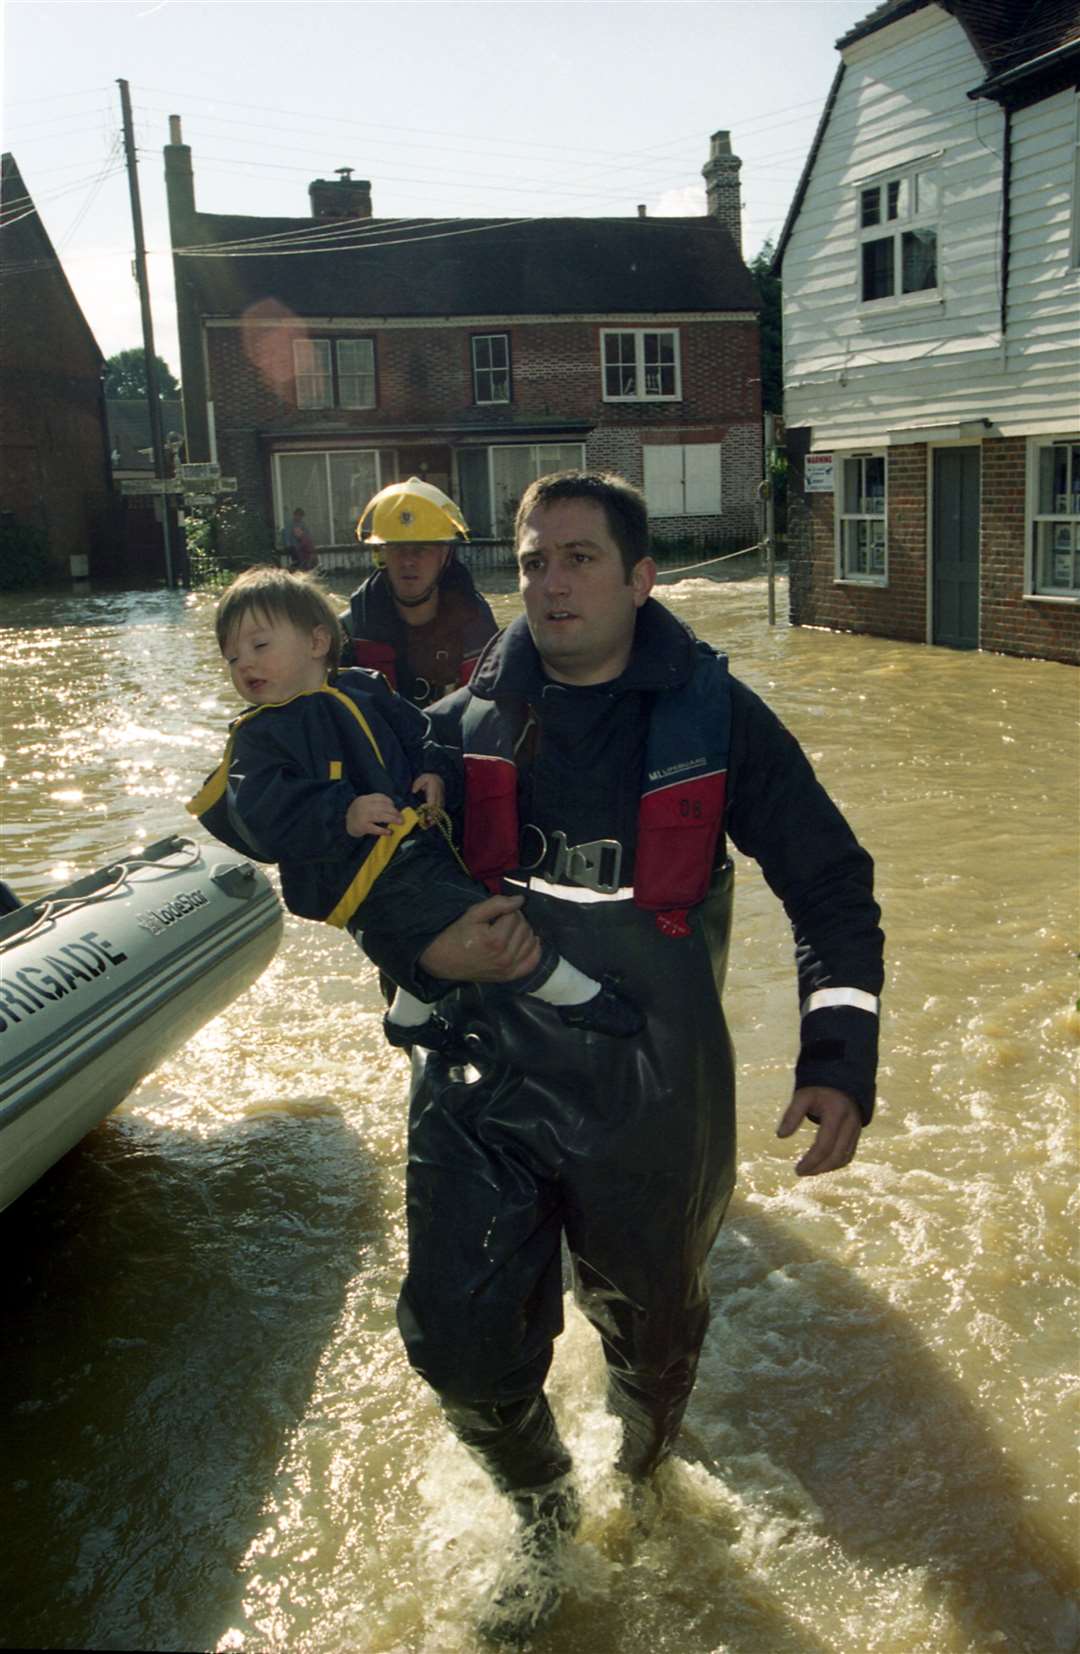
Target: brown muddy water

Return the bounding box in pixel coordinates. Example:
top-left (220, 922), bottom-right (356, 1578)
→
top-left (0, 576), bottom-right (1077, 1654)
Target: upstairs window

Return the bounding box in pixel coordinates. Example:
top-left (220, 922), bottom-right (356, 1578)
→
top-left (1032, 440), bottom-right (1080, 596)
top-left (293, 338), bottom-right (375, 409)
top-left (602, 329), bottom-right (680, 401)
top-left (837, 453), bottom-right (886, 581)
top-left (294, 339), bottom-right (332, 408)
top-left (858, 166), bottom-right (939, 304)
top-left (472, 334), bottom-right (511, 404)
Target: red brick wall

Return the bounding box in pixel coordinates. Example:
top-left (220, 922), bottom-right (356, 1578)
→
top-left (207, 317), bottom-right (759, 432)
top-left (788, 437), bottom-right (1079, 665)
top-left (207, 316), bottom-right (762, 543)
top-left (789, 446), bottom-right (928, 643)
top-left (0, 251), bottom-right (110, 577)
top-left (981, 437), bottom-right (1079, 666)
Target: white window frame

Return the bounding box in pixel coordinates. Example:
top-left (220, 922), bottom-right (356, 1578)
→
top-left (855, 159), bottom-right (941, 308)
top-left (294, 339), bottom-right (332, 409)
top-left (1027, 435), bottom-right (1080, 599)
top-left (271, 447), bottom-right (391, 545)
top-left (601, 328), bottom-right (681, 402)
top-left (292, 337), bottom-right (376, 410)
top-left (459, 442), bottom-right (586, 538)
top-left (642, 443), bottom-right (723, 516)
top-left (471, 334), bottom-right (511, 405)
top-left (835, 451), bottom-right (888, 584)
top-left (335, 338), bottom-right (376, 409)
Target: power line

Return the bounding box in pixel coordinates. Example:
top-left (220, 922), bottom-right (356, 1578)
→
top-left (0, 160), bottom-right (127, 226)
top-left (4, 85), bottom-right (111, 105)
top-left (59, 139), bottom-right (125, 252)
top-left (174, 216), bottom-right (537, 259)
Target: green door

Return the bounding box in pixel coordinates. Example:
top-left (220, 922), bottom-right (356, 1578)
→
top-left (932, 448), bottom-right (980, 649)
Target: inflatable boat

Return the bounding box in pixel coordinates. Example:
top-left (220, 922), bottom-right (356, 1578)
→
top-left (0, 834), bottom-right (283, 1214)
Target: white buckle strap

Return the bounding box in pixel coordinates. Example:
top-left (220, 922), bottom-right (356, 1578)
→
top-left (505, 874), bottom-right (635, 905)
top-left (801, 987), bottom-right (880, 1018)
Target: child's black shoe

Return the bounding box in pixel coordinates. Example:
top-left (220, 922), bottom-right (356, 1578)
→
top-left (557, 977), bottom-right (644, 1038)
top-left (382, 1012), bottom-right (461, 1054)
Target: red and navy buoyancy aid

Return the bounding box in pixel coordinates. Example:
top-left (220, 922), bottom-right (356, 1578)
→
top-left (344, 564), bottom-right (497, 705)
top-left (460, 645), bottom-right (732, 937)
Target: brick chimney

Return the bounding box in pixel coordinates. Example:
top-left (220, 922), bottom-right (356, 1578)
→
top-left (309, 167), bottom-right (372, 220)
top-left (702, 131), bottom-right (742, 253)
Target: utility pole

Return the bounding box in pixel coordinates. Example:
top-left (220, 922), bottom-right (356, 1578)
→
top-left (764, 411), bottom-right (777, 625)
top-left (118, 77), bottom-right (174, 588)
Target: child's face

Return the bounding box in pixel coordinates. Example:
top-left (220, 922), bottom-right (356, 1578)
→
top-left (222, 608), bottom-right (331, 705)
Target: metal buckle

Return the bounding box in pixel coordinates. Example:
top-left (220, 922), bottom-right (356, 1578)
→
top-left (548, 831), bottom-right (623, 894)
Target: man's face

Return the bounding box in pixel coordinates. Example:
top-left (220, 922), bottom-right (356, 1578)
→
top-left (223, 609), bottom-right (330, 705)
top-left (379, 541), bottom-right (450, 608)
top-left (517, 499), bottom-right (655, 685)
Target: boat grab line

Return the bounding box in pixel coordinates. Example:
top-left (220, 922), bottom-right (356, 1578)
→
top-left (0, 842), bottom-right (203, 954)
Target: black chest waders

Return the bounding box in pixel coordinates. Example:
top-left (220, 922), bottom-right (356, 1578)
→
top-left (396, 860), bottom-right (737, 1490)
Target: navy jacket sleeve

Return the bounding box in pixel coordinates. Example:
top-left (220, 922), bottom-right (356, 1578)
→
top-left (227, 705), bottom-right (366, 865)
top-left (343, 670), bottom-right (461, 805)
top-left (725, 675), bottom-right (884, 1121)
top-left (359, 687), bottom-right (470, 989)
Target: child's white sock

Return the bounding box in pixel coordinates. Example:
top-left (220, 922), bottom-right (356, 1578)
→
top-left (387, 987), bottom-right (435, 1027)
top-left (529, 957), bottom-right (600, 1007)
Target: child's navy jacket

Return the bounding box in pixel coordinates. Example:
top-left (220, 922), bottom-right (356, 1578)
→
top-left (187, 668), bottom-right (457, 928)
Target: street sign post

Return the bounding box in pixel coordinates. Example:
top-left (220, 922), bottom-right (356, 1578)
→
top-left (119, 478), bottom-right (184, 496)
top-left (119, 475), bottom-right (237, 500)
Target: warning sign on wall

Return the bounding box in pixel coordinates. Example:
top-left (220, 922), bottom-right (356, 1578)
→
top-left (805, 453), bottom-right (835, 493)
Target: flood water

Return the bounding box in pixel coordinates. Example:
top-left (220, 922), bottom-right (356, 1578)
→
top-left (1, 575), bottom-right (1077, 1654)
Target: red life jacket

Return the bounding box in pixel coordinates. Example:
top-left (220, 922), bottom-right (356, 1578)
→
top-left (460, 646), bottom-right (732, 937)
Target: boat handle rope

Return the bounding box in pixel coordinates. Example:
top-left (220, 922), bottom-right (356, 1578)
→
top-left (0, 839), bottom-right (203, 954)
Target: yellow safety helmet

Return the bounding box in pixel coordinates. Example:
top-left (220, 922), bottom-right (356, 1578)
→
top-left (356, 477), bottom-right (469, 547)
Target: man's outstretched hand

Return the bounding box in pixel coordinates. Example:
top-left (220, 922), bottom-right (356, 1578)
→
top-left (777, 1086), bottom-right (862, 1176)
top-left (418, 893), bottom-right (543, 984)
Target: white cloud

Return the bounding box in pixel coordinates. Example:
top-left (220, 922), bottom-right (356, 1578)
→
top-left (654, 184), bottom-right (708, 217)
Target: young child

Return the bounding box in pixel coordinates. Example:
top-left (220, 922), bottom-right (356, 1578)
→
top-left (187, 567), bottom-right (642, 1050)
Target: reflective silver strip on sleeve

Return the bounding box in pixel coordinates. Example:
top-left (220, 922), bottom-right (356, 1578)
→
top-left (801, 987), bottom-right (880, 1017)
top-left (505, 875), bottom-right (635, 905)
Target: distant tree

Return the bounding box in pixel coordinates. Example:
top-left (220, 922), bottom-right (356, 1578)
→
top-left (104, 348), bottom-right (180, 400)
top-left (749, 239), bottom-right (782, 415)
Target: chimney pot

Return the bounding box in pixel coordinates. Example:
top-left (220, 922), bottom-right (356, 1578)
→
top-left (702, 128), bottom-right (742, 254)
top-left (309, 172), bottom-right (372, 220)
top-left (169, 114), bottom-right (183, 145)
top-left (637, 203), bottom-right (647, 218)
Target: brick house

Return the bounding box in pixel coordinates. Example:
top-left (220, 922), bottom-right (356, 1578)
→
top-left (774, 1), bottom-right (1080, 666)
top-left (164, 123), bottom-right (761, 555)
top-left (0, 153), bottom-right (111, 581)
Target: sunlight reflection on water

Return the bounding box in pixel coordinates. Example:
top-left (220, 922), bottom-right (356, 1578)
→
top-left (1, 578), bottom-right (1077, 1654)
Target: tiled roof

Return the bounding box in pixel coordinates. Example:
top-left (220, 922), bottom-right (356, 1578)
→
top-left (1, 153), bottom-right (103, 365)
top-left (175, 213), bottom-right (757, 320)
top-left (837, 0), bottom-right (1080, 73)
top-left (776, 0), bottom-right (1079, 265)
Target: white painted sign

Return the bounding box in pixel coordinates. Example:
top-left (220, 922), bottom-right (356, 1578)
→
top-left (805, 453), bottom-right (835, 493)
top-left (179, 461), bottom-right (221, 482)
top-left (119, 478), bottom-right (183, 496)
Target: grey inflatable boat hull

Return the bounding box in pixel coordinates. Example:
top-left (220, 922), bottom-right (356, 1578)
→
top-left (0, 835), bottom-right (283, 1214)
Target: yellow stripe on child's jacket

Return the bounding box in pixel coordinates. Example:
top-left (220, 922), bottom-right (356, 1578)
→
top-left (186, 682), bottom-right (418, 928)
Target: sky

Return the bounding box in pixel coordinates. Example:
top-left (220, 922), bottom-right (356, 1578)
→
top-left (2, 0), bottom-right (871, 375)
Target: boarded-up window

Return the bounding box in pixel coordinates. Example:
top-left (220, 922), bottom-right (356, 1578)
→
top-left (643, 444), bottom-right (722, 516)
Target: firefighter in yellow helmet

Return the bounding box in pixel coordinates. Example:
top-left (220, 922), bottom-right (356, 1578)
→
top-left (339, 477), bottom-right (497, 708)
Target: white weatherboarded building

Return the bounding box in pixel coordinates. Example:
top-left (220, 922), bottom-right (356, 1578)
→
top-left (775, 0), bottom-right (1080, 665)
